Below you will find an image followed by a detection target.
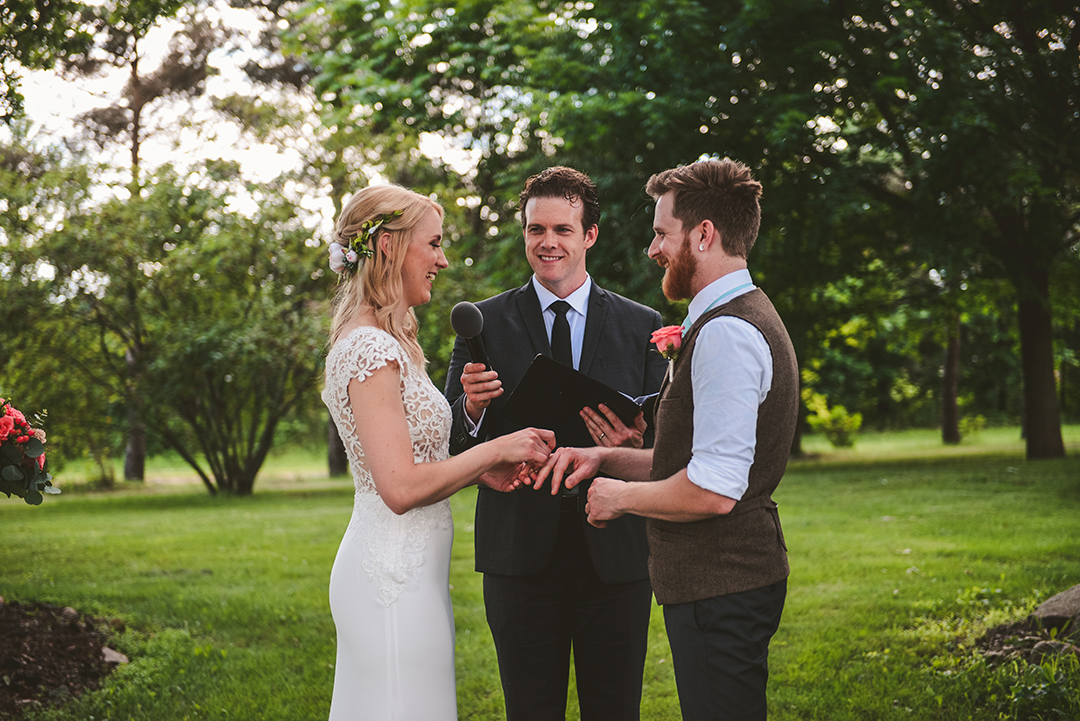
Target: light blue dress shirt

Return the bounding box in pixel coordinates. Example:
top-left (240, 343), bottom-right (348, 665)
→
top-left (682, 269), bottom-right (774, 501)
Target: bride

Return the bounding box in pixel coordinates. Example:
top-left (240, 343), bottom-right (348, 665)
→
top-left (321, 184), bottom-right (554, 720)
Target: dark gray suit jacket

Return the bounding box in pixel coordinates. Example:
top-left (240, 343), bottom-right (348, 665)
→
top-left (444, 280), bottom-right (667, 583)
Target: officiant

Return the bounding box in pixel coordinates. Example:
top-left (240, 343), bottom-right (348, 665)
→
top-left (444, 166), bottom-right (667, 721)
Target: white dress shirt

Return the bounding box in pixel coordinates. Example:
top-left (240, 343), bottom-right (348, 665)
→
top-left (464, 276), bottom-right (593, 435)
top-left (683, 269), bottom-right (773, 501)
top-left (532, 275), bottom-right (591, 372)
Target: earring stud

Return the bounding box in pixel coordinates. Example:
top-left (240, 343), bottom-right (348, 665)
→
top-left (699, 243), bottom-right (705, 251)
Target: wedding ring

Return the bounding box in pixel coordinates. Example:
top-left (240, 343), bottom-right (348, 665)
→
top-left (600, 433), bottom-right (606, 439)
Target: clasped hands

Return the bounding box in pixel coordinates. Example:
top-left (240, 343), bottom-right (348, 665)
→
top-left (481, 444), bottom-right (622, 528)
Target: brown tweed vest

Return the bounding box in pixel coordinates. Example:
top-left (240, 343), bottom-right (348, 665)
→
top-left (648, 288), bottom-right (799, 604)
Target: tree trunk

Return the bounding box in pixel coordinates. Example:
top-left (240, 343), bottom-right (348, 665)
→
top-left (123, 415), bottom-right (146, 481)
top-left (1014, 265), bottom-right (1065, 459)
top-left (328, 416), bottom-right (348, 477)
top-left (942, 312), bottom-right (961, 445)
top-left (123, 347), bottom-right (146, 481)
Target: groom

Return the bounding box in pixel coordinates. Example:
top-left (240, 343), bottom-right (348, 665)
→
top-left (539, 158), bottom-right (799, 721)
top-left (445, 166), bottom-right (667, 720)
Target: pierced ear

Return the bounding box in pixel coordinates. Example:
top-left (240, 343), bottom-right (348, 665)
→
top-left (699, 220), bottom-right (717, 250)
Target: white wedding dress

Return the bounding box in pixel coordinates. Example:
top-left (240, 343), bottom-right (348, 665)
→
top-left (322, 326), bottom-right (457, 720)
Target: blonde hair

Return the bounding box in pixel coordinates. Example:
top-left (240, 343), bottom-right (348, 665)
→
top-left (329, 184), bottom-right (444, 367)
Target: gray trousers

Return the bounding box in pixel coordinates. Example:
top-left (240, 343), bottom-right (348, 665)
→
top-left (663, 579), bottom-right (787, 721)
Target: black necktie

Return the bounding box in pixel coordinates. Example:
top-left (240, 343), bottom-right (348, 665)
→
top-left (550, 300), bottom-right (573, 368)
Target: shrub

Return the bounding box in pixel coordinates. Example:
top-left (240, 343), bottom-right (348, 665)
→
top-left (959, 414), bottom-right (987, 440)
top-left (803, 391), bottom-right (863, 448)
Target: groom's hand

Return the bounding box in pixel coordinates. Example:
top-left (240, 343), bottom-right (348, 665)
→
top-left (585, 477), bottom-right (626, 528)
top-left (530, 447), bottom-right (601, 495)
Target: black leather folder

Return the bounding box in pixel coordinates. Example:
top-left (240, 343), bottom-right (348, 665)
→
top-left (502, 354), bottom-right (647, 447)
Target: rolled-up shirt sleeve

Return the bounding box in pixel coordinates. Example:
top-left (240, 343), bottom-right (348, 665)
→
top-left (686, 316), bottom-right (773, 501)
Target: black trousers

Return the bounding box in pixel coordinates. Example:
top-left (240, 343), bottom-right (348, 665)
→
top-left (663, 579), bottom-right (787, 721)
top-left (483, 512), bottom-right (653, 721)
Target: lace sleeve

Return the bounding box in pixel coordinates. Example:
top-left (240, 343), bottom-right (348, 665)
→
top-left (322, 328), bottom-right (412, 489)
top-left (324, 327), bottom-right (410, 399)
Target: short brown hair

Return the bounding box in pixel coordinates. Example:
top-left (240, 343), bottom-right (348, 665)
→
top-left (519, 166), bottom-right (600, 233)
top-left (646, 159), bottom-right (762, 258)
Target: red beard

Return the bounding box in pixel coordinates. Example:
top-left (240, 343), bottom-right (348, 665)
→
top-left (661, 233), bottom-right (696, 301)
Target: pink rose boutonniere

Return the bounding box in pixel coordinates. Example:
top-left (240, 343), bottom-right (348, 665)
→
top-left (650, 325), bottom-right (685, 381)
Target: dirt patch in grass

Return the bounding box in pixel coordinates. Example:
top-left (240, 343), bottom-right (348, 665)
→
top-left (0, 599), bottom-right (125, 718)
top-left (976, 616), bottom-right (1080, 665)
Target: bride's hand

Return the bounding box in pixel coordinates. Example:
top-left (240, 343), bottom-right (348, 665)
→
top-left (477, 428), bottom-right (554, 492)
top-left (493, 428), bottom-right (555, 466)
top-left (479, 462), bottom-right (532, 492)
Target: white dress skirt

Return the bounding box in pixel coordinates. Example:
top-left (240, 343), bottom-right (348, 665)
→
top-left (322, 327), bottom-right (458, 720)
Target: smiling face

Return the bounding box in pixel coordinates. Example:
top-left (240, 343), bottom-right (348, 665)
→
top-left (523, 195), bottom-right (597, 298)
top-left (649, 192), bottom-right (697, 301)
top-left (400, 207), bottom-right (448, 308)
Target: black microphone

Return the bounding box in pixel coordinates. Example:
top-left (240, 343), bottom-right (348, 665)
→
top-left (451, 301), bottom-right (492, 371)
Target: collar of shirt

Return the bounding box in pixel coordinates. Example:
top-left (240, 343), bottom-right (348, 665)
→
top-left (683, 268), bottom-right (755, 329)
top-left (532, 274), bottom-right (592, 319)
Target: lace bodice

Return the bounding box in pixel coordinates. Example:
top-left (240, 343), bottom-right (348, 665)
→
top-left (322, 326), bottom-right (454, 606)
top-left (323, 326), bottom-right (453, 490)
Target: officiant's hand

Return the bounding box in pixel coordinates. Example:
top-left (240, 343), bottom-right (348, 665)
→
top-left (580, 405), bottom-right (646, 449)
top-left (528, 446), bottom-right (602, 495)
top-left (461, 362), bottom-right (502, 423)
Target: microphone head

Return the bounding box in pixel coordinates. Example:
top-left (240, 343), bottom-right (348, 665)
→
top-left (451, 301), bottom-right (484, 339)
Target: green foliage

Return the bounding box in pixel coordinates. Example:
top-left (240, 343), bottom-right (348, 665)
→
top-left (930, 653), bottom-right (1080, 721)
top-left (2, 134), bottom-right (331, 494)
top-left (802, 389), bottom-right (863, 448)
top-left (0, 126), bottom-right (128, 480)
top-left (128, 173), bottom-right (330, 493)
top-left (959, 414), bottom-right (987, 441)
top-left (0, 0), bottom-right (94, 121)
top-left (291, 0), bottom-right (1080, 456)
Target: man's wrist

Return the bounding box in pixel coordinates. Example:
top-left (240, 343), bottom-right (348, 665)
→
top-left (595, 446), bottom-right (613, 474)
top-left (464, 398), bottom-right (486, 432)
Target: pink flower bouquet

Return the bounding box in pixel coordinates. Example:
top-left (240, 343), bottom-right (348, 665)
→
top-left (0, 399), bottom-right (58, 505)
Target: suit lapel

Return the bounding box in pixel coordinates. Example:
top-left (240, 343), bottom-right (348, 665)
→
top-left (579, 284), bottom-right (608, 375)
top-left (513, 282), bottom-right (549, 356)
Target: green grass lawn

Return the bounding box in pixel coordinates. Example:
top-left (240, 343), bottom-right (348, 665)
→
top-left (3, 426), bottom-right (1078, 720)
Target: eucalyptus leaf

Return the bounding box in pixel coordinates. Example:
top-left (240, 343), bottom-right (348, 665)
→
top-left (25, 438), bottom-right (44, 457)
top-left (2, 464), bottom-right (25, 481)
top-left (24, 488), bottom-right (43, 506)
